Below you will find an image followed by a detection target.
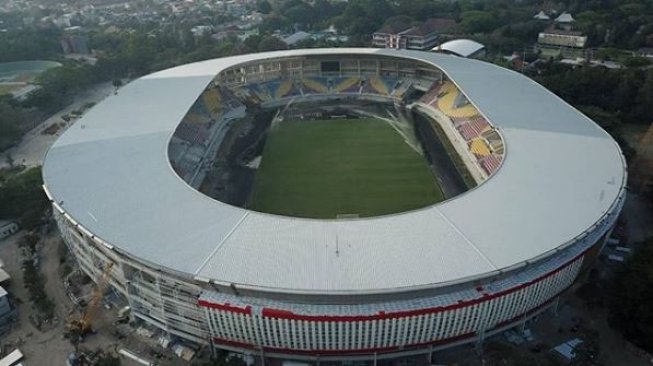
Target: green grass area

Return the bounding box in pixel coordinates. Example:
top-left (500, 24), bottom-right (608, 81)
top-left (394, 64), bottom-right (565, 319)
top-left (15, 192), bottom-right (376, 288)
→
top-left (249, 118), bottom-right (443, 218)
top-left (0, 83), bottom-right (23, 95)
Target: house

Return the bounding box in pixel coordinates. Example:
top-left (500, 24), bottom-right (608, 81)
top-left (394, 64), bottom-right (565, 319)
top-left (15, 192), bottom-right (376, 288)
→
top-left (283, 31), bottom-right (311, 46)
top-left (61, 34), bottom-right (89, 55)
top-left (533, 11), bottom-right (550, 21)
top-left (372, 19), bottom-right (456, 51)
top-left (372, 21), bottom-right (412, 49)
top-left (555, 12), bottom-right (575, 24)
top-left (0, 286), bottom-right (17, 329)
top-left (538, 27), bottom-right (587, 48)
top-left (553, 338), bottom-right (583, 362)
top-left (637, 47), bottom-right (653, 58)
top-left (0, 221), bottom-right (18, 241)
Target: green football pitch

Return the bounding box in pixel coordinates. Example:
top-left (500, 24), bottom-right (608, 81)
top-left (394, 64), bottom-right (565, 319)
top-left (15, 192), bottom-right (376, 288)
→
top-left (249, 118), bottom-right (444, 218)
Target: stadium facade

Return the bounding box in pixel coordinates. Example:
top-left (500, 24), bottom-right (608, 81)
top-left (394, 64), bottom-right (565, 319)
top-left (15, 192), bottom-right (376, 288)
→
top-left (42, 48), bottom-right (626, 361)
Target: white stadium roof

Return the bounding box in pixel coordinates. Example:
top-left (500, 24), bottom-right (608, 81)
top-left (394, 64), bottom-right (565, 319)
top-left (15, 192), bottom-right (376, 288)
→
top-left (42, 48), bottom-right (626, 294)
top-left (434, 39), bottom-right (485, 58)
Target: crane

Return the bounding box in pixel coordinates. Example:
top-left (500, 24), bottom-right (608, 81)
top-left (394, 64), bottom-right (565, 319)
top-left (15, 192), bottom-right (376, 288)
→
top-left (68, 262), bottom-right (115, 335)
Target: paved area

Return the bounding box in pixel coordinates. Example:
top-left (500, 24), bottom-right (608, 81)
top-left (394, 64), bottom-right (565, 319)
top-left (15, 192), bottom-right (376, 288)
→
top-left (0, 82), bottom-right (114, 169)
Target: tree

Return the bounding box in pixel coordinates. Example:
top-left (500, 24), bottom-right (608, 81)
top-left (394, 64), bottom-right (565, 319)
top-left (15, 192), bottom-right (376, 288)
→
top-left (0, 99), bottom-right (23, 151)
top-left (623, 56), bottom-right (651, 68)
top-left (611, 70), bottom-right (642, 116)
top-left (608, 239), bottom-right (653, 352)
top-left (461, 10), bottom-right (498, 34)
top-left (112, 78), bottom-right (122, 89)
top-left (64, 326), bottom-right (83, 353)
top-left (635, 69), bottom-right (653, 120)
top-left (395, 0), bottom-right (445, 21)
top-left (256, 0), bottom-right (272, 14)
top-left (93, 351), bottom-right (121, 366)
top-left (313, 0), bottom-right (339, 20)
top-left (0, 28), bottom-right (62, 63)
top-left (0, 167), bottom-right (49, 229)
top-left (197, 351), bottom-right (247, 366)
top-left (258, 15), bottom-right (291, 33)
top-left (243, 34), bottom-right (264, 53)
top-left (285, 3), bottom-right (318, 27)
top-left (334, 0), bottom-right (394, 36)
top-left (570, 329), bottom-right (601, 366)
top-left (483, 341), bottom-right (560, 366)
top-left (608, 238), bottom-right (653, 353)
top-left (257, 36), bottom-right (288, 52)
top-left (382, 15), bottom-right (414, 29)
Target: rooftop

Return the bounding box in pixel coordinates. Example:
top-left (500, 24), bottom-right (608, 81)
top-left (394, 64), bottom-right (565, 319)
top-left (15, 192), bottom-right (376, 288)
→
top-left (434, 39), bottom-right (485, 57)
top-left (42, 48), bottom-right (626, 294)
top-left (376, 18), bottom-right (456, 37)
top-left (375, 22), bottom-right (412, 35)
top-left (404, 18), bottom-right (457, 36)
top-left (541, 26), bottom-right (585, 37)
top-left (555, 12), bottom-right (575, 23)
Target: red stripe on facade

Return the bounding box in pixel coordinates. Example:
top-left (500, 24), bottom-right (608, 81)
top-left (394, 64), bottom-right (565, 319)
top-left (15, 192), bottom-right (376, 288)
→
top-left (213, 337), bottom-right (257, 351)
top-left (198, 238), bottom-right (599, 322)
top-left (198, 300), bottom-right (251, 314)
top-left (261, 308), bottom-right (296, 318)
top-left (258, 251), bottom-right (585, 322)
top-left (213, 332), bottom-right (475, 356)
top-left (210, 286), bottom-right (567, 356)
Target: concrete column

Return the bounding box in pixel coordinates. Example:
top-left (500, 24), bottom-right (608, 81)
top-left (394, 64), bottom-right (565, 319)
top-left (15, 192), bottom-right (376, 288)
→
top-left (475, 329), bottom-right (485, 355)
top-left (551, 297), bottom-right (560, 317)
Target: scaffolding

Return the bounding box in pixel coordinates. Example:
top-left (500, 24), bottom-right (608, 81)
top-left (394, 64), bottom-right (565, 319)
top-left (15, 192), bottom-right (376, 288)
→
top-left (54, 210), bottom-right (210, 345)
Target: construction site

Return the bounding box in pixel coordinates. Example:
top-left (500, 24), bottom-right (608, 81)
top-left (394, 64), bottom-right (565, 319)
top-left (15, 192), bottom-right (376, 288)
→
top-left (0, 222), bottom-right (219, 366)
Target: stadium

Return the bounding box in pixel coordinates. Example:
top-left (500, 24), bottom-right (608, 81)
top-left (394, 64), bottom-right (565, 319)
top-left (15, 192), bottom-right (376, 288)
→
top-left (42, 48), bottom-right (626, 361)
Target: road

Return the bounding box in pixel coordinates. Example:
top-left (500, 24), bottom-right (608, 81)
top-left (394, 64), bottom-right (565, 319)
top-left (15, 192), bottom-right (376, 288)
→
top-left (0, 82), bottom-right (114, 169)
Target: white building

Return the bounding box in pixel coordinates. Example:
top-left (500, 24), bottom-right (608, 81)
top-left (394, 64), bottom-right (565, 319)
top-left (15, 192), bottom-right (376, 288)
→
top-left (538, 28), bottom-right (587, 48)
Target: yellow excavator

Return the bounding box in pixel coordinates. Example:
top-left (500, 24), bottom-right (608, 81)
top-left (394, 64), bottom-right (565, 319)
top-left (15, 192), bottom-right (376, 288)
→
top-left (68, 262), bottom-right (114, 336)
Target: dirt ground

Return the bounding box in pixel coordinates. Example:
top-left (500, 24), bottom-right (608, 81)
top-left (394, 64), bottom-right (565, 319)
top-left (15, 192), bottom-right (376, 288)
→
top-left (0, 228), bottom-right (180, 366)
top-left (0, 230), bottom-right (113, 365)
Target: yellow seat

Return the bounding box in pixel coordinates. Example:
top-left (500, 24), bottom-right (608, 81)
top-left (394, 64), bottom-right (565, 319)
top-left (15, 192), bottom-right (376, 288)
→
top-left (303, 78), bottom-right (328, 93)
top-left (202, 88), bottom-right (223, 116)
top-left (334, 77), bottom-right (359, 92)
top-left (275, 80), bottom-right (293, 98)
top-left (436, 82), bottom-right (479, 118)
top-left (370, 77), bottom-right (389, 95)
top-left (469, 138), bottom-right (491, 156)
